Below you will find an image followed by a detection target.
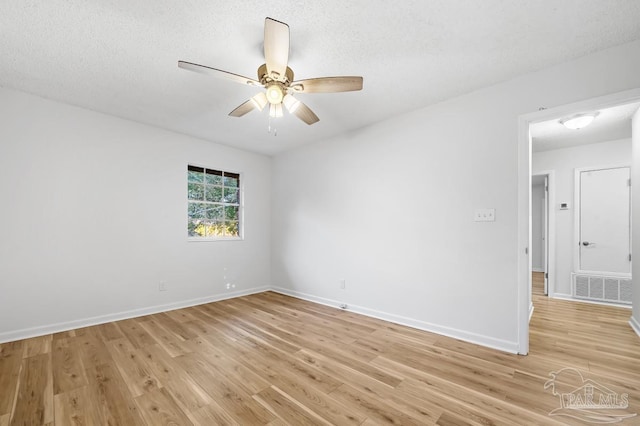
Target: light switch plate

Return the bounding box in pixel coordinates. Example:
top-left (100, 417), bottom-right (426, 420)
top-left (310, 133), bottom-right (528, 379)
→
top-left (474, 208), bottom-right (495, 222)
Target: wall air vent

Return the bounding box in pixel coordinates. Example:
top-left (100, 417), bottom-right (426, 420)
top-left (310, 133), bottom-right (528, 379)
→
top-left (573, 273), bottom-right (631, 305)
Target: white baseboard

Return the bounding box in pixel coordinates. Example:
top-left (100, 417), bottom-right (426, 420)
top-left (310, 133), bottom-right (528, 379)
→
top-left (17, 284), bottom-right (633, 353)
top-left (550, 293), bottom-right (573, 301)
top-left (630, 316), bottom-right (640, 339)
top-left (271, 287), bottom-right (519, 354)
top-left (0, 286), bottom-right (270, 344)
top-left (532, 268), bottom-right (545, 273)
top-left (551, 293), bottom-right (632, 309)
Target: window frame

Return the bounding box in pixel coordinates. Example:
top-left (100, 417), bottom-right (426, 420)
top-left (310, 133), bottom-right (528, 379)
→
top-left (187, 163), bottom-right (244, 242)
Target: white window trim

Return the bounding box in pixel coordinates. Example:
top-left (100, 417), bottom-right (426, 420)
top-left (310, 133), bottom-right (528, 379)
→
top-left (187, 164), bottom-right (244, 242)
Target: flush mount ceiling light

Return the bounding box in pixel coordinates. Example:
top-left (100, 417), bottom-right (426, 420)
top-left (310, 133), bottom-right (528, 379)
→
top-left (178, 17), bottom-right (364, 126)
top-left (559, 112), bottom-right (599, 130)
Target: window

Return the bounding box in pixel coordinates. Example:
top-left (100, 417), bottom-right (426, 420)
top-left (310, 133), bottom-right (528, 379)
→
top-left (187, 165), bottom-right (241, 239)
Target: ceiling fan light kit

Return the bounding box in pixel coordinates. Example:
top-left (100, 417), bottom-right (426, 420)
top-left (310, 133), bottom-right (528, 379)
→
top-left (250, 92), bottom-right (268, 111)
top-left (269, 103), bottom-right (283, 118)
top-left (266, 84), bottom-right (285, 104)
top-left (178, 17), bottom-right (363, 126)
top-left (283, 94), bottom-right (300, 113)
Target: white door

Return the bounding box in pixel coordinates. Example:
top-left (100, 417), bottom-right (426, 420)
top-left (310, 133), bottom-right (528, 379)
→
top-left (579, 167), bottom-right (631, 274)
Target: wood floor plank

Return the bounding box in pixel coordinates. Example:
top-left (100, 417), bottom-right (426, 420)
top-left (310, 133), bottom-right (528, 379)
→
top-left (10, 353), bottom-right (53, 425)
top-left (0, 348), bottom-right (22, 416)
top-left (296, 348), bottom-right (443, 424)
top-left (152, 312), bottom-right (199, 341)
top-left (104, 338), bottom-right (160, 397)
top-left (134, 387), bottom-right (194, 426)
top-left (53, 386), bottom-right (102, 426)
top-left (0, 341), bottom-right (24, 357)
top-left (188, 402), bottom-right (240, 426)
top-left (72, 329), bottom-right (113, 369)
top-left (175, 352), bottom-right (276, 425)
top-left (436, 410), bottom-right (484, 426)
top-left (253, 385), bottom-right (331, 426)
top-left (231, 335), bottom-right (344, 394)
top-left (51, 337), bottom-right (88, 395)
top-left (22, 335), bottom-right (51, 359)
top-left (3, 287), bottom-right (640, 425)
top-left (264, 419), bottom-right (289, 426)
top-left (84, 362), bottom-right (145, 425)
top-left (92, 321), bottom-right (125, 342)
top-left (357, 336), bottom-right (515, 400)
top-left (115, 318), bottom-right (158, 349)
top-left (137, 343), bottom-right (213, 416)
top-left (52, 330), bottom-right (76, 342)
top-left (181, 318), bottom-right (219, 337)
top-left (138, 318), bottom-right (192, 357)
top-left (329, 383), bottom-right (426, 426)
top-left (259, 366), bottom-right (366, 425)
top-left (181, 337), bottom-right (271, 395)
top-left (396, 375), bottom-right (563, 426)
top-left (163, 307), bottom-right (200, 324)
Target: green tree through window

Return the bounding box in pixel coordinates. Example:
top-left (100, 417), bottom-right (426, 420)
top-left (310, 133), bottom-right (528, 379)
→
top-left (187, 165), bottom-right (241, 238)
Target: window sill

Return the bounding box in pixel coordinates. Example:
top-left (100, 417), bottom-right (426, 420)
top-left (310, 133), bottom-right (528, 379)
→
top-left (187, 236), bottom-right (244, 242)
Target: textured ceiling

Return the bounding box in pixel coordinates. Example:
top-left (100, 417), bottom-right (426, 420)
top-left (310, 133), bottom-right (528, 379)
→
top-left (2, 1), bottom-right (640, 155)
top-left (531, 102), bottom-right (640, 152)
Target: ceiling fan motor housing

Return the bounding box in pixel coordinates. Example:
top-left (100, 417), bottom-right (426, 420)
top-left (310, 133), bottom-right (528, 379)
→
top-left (258, 64), bottom-right (294, 105)
top-left (258, 64), bottom-right (294, 85)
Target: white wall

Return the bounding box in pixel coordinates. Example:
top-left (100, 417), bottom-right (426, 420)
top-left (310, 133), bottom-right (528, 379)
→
top-left (531, 183), bottom-right (545, 272)
top-left (533, 139), bottom-right (631, 296)
top-left (0, 88), bottom-right (271, 342)
top-left (632, 108), bottom-right (640, 337)
top-left (272, 39), bottom-right (640, 353)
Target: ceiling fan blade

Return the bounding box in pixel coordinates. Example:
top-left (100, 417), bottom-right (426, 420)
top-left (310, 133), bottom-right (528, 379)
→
top-left (283, 95), bottom-right (319, 125)
top-left (178, 61), bottom-right (260, 86)
top-left (229, 92), bottom-right (269, 117)
top-left (293, 101), bottom-right (320, 125)
top-left (290, 76), bottom-right (363, 93)
top-left (229, 99), bottom-right (256, 117)
top-left (264, 18), bottom-right (290, 81)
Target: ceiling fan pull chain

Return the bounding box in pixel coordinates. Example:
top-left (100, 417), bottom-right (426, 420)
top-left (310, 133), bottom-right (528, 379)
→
top-left (266, 116), bottom-right (277, 136)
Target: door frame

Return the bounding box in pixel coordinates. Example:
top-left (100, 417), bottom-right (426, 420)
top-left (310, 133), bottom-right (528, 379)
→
top-left (532, 170), bottom-right (556, 296)
top-left (573, 165), bottom-right (631, 277)
top-left (517, 87), bottom-right (640, 355)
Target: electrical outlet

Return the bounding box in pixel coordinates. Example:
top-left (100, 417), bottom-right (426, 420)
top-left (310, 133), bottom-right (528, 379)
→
top-left (159, 281), bottom-right (167, 292)
top-left (339, 279), bottom-right (346, 290)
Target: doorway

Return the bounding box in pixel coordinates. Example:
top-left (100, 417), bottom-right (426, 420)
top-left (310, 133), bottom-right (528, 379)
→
top-left (532, 172), bottom-right (552, 296)
top-left (517, 88), bottom-right (640, 355)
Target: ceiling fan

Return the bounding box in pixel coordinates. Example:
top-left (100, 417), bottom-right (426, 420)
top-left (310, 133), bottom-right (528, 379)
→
top-left (178, 17), bottom-right (363, 125)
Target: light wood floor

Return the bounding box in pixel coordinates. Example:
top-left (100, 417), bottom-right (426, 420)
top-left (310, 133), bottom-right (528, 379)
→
top-left (1, 291), bottom-right (639, 425)
top-left (532, 271), bottom-right (545, 295)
